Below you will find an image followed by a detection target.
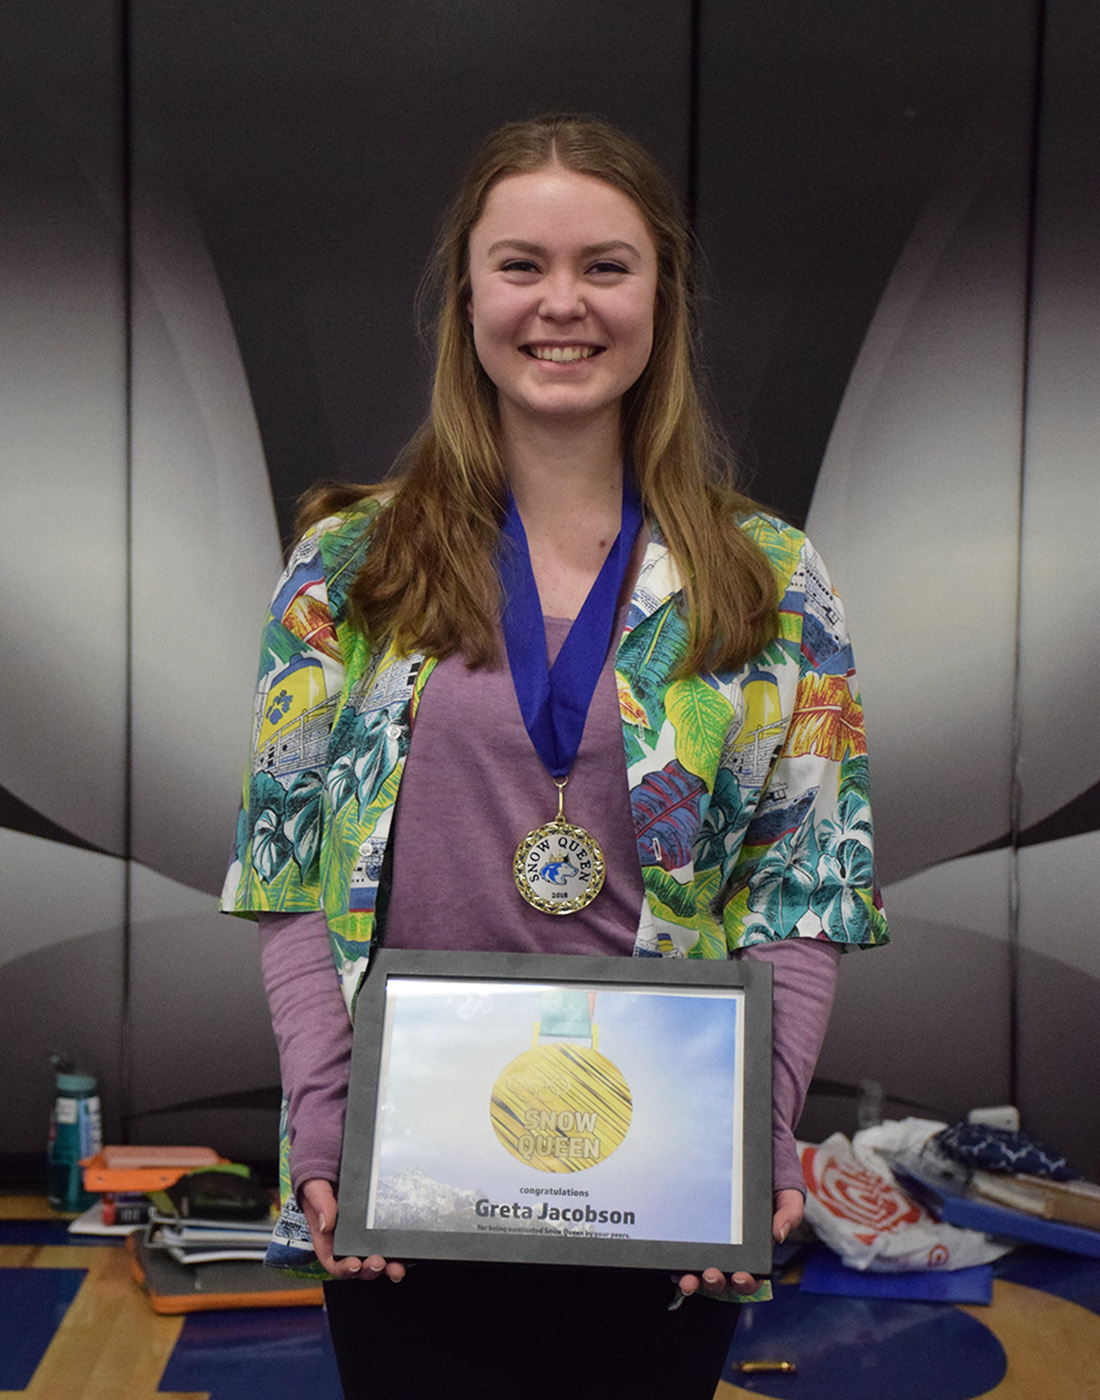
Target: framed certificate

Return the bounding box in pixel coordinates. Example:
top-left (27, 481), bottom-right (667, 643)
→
top-left (334, 949), bottom-right (773, 1275)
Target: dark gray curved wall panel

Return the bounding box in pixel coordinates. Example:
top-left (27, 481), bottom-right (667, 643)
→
top-left (1015, 0), bottom-right (1100, 1176)
top-left (0, 4), bottom-right (127, 1153)
top-left (0, 7), bottom-right (128, 858)
top-left (693, 0), bottom-right (1039, 528)
top-left (130, 0), bottom-right (694, 544)
top-left (120, 0), bottom-right (695, 1157)
top-left (694, 0), bottom-right (1039, 1156)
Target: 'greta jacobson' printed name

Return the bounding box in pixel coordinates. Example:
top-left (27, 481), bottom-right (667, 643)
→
top-left (475, 1198), bottom-right (636, 1225)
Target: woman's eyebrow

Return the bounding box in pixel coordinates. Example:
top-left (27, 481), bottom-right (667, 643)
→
top-left (484, 238), bottom-right (643, 259)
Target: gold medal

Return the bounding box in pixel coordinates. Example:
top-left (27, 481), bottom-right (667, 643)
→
top-left (490, 1017), bottom-right (632, 1172)
top-left (513, 778), bottom-right (605, 915)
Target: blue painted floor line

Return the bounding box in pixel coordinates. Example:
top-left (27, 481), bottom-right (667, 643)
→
top-left (996, 1244), bottom-right (1100, 1313)
top-left (0, 1220), bottom-right (108, 1247)
top-left (158, 1306), bottom-right (344, 1400)
top-left (0, 1266), bottom-right (86, 1389)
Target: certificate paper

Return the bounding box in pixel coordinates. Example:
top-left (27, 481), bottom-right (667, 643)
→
top-left (335, 951), bottom-right (773, 1275)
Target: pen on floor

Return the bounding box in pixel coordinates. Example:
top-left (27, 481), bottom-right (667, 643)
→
top-left (733, 1360), bottom-right (798, 1375)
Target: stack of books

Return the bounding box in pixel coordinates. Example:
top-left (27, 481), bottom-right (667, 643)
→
top-left (72, 1145), bottom-right (231, 1236)
top-left (968, 1172), bottom-right (1100, 1230)
top-left (892, 1155), bottom-right (1100, 1259)
top-left (143, 1211), bottom-right (273, 1265)
top-left (70, 1145), bottom-right (323, 1312)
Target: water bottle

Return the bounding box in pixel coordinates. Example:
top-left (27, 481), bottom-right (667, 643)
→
top-left (47, 1056), bottom-right (102, 1213)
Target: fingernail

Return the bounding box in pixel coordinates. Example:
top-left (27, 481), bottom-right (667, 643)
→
top-left (318, 1217), bottom-right (328, 1234)
top-left (346, 1261), bottom-right (360, 1275)
top-left (779, 1224), bottom-right (790, 1243)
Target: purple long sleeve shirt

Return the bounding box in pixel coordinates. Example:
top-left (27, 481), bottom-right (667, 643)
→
top-left (258, 614), bottom-right (840, 1200)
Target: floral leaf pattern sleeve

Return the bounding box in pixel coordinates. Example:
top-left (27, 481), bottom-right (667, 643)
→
top-left (619, 516), bottom-right (888, 957)
top-left (221, 521), bottom-right (350, 917)
top-left (221, 498), bottom-right (435, 1017)
top-left (723, 536), bottom-right (886, 949)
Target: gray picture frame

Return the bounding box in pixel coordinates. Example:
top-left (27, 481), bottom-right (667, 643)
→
top-left (334, 948), bottom-right (773, 1275)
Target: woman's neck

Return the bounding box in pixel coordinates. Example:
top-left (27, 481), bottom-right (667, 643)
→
top-left (502, 423), bottom-right (629, 621)
top-left (502, 411), bottom-right (623, 512)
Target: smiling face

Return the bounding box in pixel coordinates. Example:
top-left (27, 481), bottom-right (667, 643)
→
top-left (465, 166), bottom-right (659, 442)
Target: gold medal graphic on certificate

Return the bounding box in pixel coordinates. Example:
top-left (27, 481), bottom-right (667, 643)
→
top-left (514, 779), bottom-right (605, 915)
top-left (490, 990), bottom-right (631, 1172)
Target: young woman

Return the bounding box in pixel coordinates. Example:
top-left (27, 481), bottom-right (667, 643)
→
top-left (223, 113), bottom-right (887, 1399)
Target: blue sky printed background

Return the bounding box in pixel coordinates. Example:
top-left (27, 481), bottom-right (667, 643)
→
top-left (370, 979), bottom-right (744, 1244)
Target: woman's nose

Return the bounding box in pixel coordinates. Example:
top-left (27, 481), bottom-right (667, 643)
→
top-left (538, 274), bottom-right (586, 321)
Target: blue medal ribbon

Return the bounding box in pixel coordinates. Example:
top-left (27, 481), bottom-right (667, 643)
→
top-left (498, 473), bottom-right (644, 781)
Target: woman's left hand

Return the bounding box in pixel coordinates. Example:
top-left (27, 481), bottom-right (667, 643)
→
top-left (677, 1188), bottom-right (804, 1298)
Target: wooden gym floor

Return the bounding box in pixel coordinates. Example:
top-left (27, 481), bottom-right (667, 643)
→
top-left (2, 1195), bottom-right (1099, 1399)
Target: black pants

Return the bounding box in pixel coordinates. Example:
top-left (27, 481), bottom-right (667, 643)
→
top-left (324, 1262), bottom-right (739, 1400)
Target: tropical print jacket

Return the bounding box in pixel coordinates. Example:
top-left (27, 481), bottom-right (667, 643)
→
top-left (222, 498), bottom-right (888, 1015)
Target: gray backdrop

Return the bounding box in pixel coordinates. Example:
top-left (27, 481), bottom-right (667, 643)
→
top-left (2, 0), bottom-right (1097, 1181)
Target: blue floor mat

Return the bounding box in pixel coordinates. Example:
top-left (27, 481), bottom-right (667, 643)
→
top-left (157, 1305), bottom-right (344, 1400)
top-left (0, 1266), bottom-right (85, 1389)
top-left (725, 1282), bottom-right (1006, 1399)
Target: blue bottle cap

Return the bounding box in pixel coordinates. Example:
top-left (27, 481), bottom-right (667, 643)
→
top-left (56, 1073), bottom-right (97, 1093)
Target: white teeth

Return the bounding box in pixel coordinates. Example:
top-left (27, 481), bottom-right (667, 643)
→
top-left (530, 345), bottom-right (597, 362)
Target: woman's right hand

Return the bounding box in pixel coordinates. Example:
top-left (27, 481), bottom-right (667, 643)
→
top-left (298, 1178), bottom-right (406, 1282)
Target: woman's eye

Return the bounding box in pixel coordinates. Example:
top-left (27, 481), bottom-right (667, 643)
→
top-left (588, 261), bottom-right (629, 276)
top-left (501, 259), bottom-right (540, 274)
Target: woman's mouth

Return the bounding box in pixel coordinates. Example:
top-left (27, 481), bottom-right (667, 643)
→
top-left (525, 345), bottom-right (601, 363)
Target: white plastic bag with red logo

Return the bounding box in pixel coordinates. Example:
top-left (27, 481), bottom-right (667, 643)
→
top-left (799, 1125), bottom-right (1013, 1271)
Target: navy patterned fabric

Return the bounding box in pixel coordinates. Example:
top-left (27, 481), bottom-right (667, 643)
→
top-left (933, 1123), bottom-right (1080, 1181)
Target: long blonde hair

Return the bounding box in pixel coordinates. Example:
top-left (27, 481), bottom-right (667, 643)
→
top-left (299, 113), bottom-right (779, 673)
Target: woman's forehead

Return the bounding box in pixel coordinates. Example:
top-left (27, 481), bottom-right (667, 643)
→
top-left (470, 167), bottom-right (655, 252)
